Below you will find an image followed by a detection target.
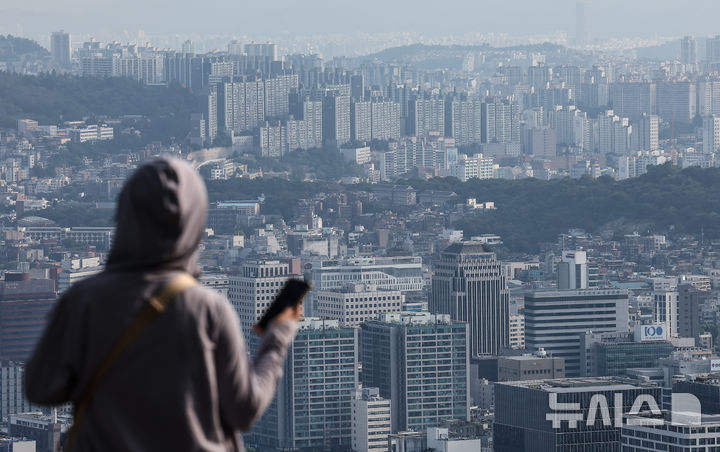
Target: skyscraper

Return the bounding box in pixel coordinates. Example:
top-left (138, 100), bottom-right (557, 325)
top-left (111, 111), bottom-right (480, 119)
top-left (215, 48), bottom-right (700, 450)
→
top-left (524, 288), bottom-right (629, 377)
top-left (249, 318), bottom-right (359, 450)
top-left (50, 30), bottom-right (71, 67)
top-left (575, 2), bottom-right (586, 47)
top-left (431, 241), bottom-right (510, 356)
top-left (361, 312), bottom-right (470, 432)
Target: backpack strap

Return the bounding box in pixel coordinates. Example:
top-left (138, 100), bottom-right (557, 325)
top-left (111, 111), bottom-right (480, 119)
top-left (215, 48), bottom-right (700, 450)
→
top-left (66, 273), bottom-right (197, 450)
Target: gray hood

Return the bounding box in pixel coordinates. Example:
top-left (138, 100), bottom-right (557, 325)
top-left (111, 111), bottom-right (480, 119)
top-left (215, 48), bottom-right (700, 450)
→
top-left (106, 157), bottom-right (207, 274)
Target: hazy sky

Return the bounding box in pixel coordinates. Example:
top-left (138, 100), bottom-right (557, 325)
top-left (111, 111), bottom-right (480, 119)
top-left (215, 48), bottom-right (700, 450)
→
top-left (2, 0), bottom-right (720, 44)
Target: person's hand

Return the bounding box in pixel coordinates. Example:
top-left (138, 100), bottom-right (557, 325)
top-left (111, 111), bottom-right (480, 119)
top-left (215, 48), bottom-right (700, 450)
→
top-left (253, 304), bottom-right (303, 336)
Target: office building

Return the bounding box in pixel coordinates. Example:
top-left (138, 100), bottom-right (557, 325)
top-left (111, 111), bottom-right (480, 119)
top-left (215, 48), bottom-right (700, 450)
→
top-left (621, 412), bottom-right (720, 451)
top-left (50, 30), bottom-right (71, 67)
top-left (315, 284), bottom-right (403, 327)
top-left (1, 361), bottom-right (39, 421)
top-left (557, 250), bottom-right (588, 290)
top-left (524, 288), bottom-right (629, 377)
top-left (494, 377), bottom-right (662, 452)
top-left (0, 275), bottom-right (57, 362)
top-left (497, 353), bottom-right (565, 381)
top-left (227, 259), bottom-right (299, 335)
top-left (9, 412), bottom-right (71, 452)
top-left (677, 283), bottom-right (704, 341)
top-left (579, 330), bottom-right (674, 377)
top-left (431, 241), bottom-right (509, 356)
top-left (673, 375), bottom-right (720, 415)
top-left (249, 318), bottom-right (358, 450)
top-left (310, 256), bottom-right (423, 316)
top-left (351, 387), bottom-right (391, 452)
top-left (361, 312), bottom-right (470, 432)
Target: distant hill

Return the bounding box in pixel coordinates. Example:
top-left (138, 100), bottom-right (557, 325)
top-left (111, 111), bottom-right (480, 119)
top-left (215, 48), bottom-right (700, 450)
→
top-left (0, 35), bottom-right (48, 60)
top-left (363, 42), bottom-right (567, 70)
top-left (0, 71), bottom-right (199, 143)
top-left (403, 163), bottom-right (720, 252)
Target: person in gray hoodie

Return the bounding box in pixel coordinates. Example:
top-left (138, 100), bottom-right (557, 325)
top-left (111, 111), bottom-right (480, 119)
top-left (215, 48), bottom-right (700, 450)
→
top-left (24, 157), bottom-right (300, 451)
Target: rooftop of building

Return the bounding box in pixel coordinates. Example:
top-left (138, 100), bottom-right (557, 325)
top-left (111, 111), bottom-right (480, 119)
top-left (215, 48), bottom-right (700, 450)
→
top-left (442, 241), bottom-right (493, 255)
top-left (497, 377), bottom-right (658, 392)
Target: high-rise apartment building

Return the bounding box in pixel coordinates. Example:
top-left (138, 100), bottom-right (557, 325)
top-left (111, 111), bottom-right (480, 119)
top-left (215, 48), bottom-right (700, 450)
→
top-left (633, 113), bottom-right (659, 151)
top-left (351, 100), bottom-right (372, 142)
top-left (707, 36), bottom-right (720, 63)
top-left (482, 98), bottom-right (520, 144)
top-left (524, 288), bottom-right (629, 377)
top-left (361, 312), bottom-right (470, 432)
top-left (445, 98), bottom-right (483, 146)
top-left (50, 30), bottom-right (71, 67)
top-left (681, 36), bottom-right (699, 66)
top-left (351, 387), bottom-right (391, 452)
top-left (657, 81), bottom-right (696, 124)
top-left (611, 82), bottom-right (656, 121)
top-left (703, 115), bottom-right (720, 152)
top-left (264, 74), bottom-right (299, 118)
top-left (410, 97), bottom-right (445, 137)
top-left (218, 79), bottom-right (265, 133)
top-left (323, 93), bottom-right (351, 147)
top-left (431, 241), bottom-right (509, 356)
top-left (370, 100), bottom-right (401, 141)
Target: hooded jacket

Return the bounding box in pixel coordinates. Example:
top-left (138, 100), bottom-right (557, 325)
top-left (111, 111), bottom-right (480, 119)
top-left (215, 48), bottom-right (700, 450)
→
top-left (24, 157), bottom-right (297, 451)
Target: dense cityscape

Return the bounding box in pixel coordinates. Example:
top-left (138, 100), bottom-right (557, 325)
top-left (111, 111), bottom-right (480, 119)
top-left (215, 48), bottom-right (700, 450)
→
top-left (4, 2), bottom-right (720, 451)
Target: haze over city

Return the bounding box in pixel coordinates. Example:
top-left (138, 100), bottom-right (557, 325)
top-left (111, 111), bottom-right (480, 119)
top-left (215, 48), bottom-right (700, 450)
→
top-left (4, 1), bottom-right (720, 451)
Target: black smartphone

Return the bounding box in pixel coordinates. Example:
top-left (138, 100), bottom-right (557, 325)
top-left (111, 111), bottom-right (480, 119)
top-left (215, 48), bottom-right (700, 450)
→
top-left (254, 279), bottom-right (310, 333)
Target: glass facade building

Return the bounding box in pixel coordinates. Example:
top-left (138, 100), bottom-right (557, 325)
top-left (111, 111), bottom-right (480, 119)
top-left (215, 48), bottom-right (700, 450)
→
top-left (361, 312), bottom-right (469, 432)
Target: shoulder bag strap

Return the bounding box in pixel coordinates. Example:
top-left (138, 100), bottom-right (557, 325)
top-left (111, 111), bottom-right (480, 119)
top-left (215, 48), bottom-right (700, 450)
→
top-left (65, 273), bottom-right (197, 450)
